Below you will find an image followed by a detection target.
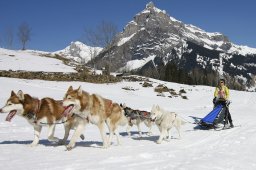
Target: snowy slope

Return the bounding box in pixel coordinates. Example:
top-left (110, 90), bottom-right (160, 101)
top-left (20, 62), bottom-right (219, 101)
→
top-left (0, 48), bottom-right (76, 73)
top-left (119, 55), bottom-right (156, 71)
top-left (0, 77), bottom-right (256, 170)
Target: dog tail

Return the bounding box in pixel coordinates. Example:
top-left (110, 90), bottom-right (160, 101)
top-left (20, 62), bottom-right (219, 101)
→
top-left (181, 119), bottom-right (186, 125)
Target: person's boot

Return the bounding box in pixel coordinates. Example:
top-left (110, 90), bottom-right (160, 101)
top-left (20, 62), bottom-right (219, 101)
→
top-left (230, 122), bottom-right (234, 128)
top-left (223, 121), bottom-right (226, 129)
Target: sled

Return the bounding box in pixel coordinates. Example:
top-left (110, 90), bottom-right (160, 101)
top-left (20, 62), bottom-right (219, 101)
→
top-left (199, 104), bottom-right (227, 129)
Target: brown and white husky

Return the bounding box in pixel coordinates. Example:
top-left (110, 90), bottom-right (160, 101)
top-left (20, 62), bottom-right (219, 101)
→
top-left (62, 86), bottom-right (127, 150)
top-left (0, 90), bottom-right (86, 147)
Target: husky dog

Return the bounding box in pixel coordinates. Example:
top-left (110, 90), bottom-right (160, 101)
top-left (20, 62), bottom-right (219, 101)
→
top-left (150, 105), bottom-right (185, 144)
top-left (120, 104), bottom-right (153, 136)
top-left (0, 90), bottom-right (86, 147)
top-left (62, 86), bottom-right (127, 150)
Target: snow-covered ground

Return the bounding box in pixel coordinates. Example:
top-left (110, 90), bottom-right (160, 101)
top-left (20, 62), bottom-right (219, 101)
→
top-left (0, 48), bottom-right (76, 72)
top-left (0, 77), bottom-right (255, 170)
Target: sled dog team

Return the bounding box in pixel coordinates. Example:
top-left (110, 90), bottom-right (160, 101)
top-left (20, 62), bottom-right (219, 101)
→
top-left (0, 86), bottom-right (185, 150)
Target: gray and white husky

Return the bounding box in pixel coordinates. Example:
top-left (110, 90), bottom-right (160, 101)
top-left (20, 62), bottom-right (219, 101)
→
top-left (120, 104), bottom-right (153, 137)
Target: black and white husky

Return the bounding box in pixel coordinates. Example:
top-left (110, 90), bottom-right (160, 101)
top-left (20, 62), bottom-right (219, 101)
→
top-left (120, 104), bottom-right (153, 136)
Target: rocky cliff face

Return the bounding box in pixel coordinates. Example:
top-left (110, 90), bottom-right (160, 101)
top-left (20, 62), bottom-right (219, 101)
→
top-left (93, 2), bottom-right (256, 89)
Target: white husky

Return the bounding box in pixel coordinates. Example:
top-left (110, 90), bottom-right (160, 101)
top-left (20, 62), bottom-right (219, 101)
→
top-left (150, 105), bottom-right (186, 144)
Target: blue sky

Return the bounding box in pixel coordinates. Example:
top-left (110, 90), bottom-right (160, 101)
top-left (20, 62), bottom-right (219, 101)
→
top-left (0, 0), bottom-right (255, 52)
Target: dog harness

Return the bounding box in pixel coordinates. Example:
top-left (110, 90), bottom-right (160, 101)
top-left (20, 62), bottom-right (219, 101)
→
top-left (155, 113), bottom-right (177, 126)
top-left (23, 98), bottom-right (40, 122)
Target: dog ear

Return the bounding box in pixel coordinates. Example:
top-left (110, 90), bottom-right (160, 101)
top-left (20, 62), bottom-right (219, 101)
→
top-left (77, 86), bottom-right (82, 96)
top-left (17, 90), bottom-right (24, 100)
top-left (11, 90), bottom-right (17, 97)
top-left (156, 105), bottom-right (160, 111)
top-left (67, 86), bottom-right (73, 92)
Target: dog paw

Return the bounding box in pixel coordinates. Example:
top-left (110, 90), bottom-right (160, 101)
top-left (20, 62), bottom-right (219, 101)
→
top-left (102, 144), bottom-right (109, 149)
top-left (65, 145), bottom-right (74, 151)
top-left (29, 142), bottom-right (38, 147)
top-left (156, 140), bottom-right (162, 144)
top-left (107, 142), bottom-right (112, 147)
top-left (164, 138), bottom-right (171, 142)
top-left (147, 132), bottom-right (152, 136)
top-left (48, 137), bottom-right (60, 143)
top-left (102, 146), bottom-right (108, 149)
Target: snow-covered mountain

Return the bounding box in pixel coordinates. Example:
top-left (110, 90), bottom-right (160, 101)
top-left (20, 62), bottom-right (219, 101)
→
top-left (93, 2), bottom-right (256, 89)
top-left (55, 41), bottom-right (102, 64)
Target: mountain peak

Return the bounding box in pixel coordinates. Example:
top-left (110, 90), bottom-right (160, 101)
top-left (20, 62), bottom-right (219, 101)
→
top-left (145, 1), bottom-right (165, 14)
top-left (146, 1), bottom-right (155, 9)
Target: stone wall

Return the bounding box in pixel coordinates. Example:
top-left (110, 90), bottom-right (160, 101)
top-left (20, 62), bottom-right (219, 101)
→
top-left (0, 70), bottom-right (120, 84)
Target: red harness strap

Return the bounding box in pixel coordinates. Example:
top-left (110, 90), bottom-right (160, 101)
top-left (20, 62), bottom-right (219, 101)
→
top-left (33, 99), bottom-right (41, 114)
top-left (107, 100), bottom-right (113, 107)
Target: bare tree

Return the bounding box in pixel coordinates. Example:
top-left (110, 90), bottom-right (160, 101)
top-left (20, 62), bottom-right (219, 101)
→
top-left (85, 20), bottom-right (117, 47)
top-left (84, 20), bottom-right (118, 72)
top-left (84, 29), bottom-right (100, 71)
top-left (17, 22), bottom-right (31, 50)
top-left (4, 27), bottom-right (14, 49)
top-left (100, 21), bottom-right (118, 48)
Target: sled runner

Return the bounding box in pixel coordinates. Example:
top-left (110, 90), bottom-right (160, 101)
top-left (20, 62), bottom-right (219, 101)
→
top-left (214, 124), bottom-right (241, 131)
